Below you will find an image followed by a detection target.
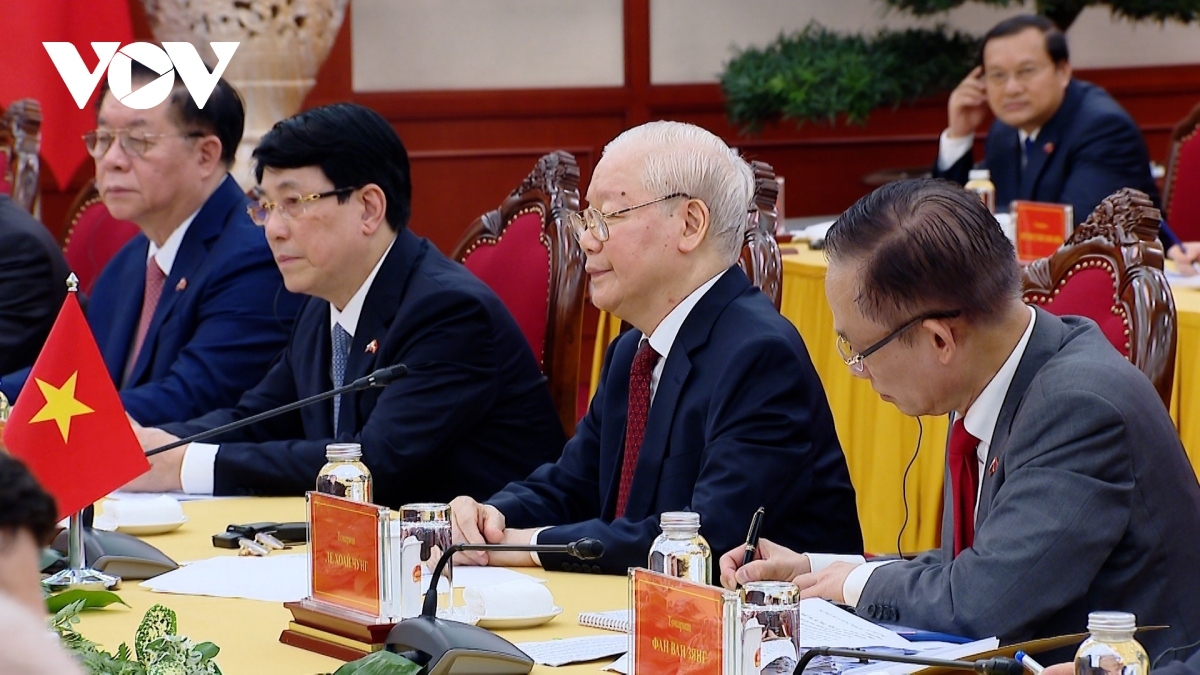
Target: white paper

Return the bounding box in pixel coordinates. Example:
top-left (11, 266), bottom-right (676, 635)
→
top-left (789, 219), bottom-right (837, 244)
top-left (845, 637), bottom-right (1000, 674)
top-left (800, 598), bottom-right (915, 649)
top-left (514, 634), bottom-right (628, 667)
top-left (107, 490), bottom-right (232, 502)
top-left (603, 653), bottom-right (630, 673)
top-left (140, 554), bottom-right (308, 602)
top-left (762, 639), bottom-right (799, 670)
top-left (1166, 269), bottom-right (1200, 288)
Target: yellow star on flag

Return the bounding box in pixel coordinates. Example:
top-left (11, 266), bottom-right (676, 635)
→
top-left (29, 372), bottom-right (95, 443)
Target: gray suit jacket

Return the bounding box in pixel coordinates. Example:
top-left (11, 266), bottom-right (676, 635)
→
top-left (859, 308), bottom-right (1200, 660)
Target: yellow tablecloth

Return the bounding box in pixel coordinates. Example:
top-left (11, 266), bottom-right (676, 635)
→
top-left (77, 498), bottom-right (627, 674)
top-left (589, 248), bottom-right (1200, 554)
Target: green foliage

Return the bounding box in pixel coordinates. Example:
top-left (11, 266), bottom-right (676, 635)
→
top-left (46, 589), bottom-right (129, 614)
top-left (50, 601), bottom-right (222, 675)
top-left (332, 650), bottom-right (423, 675)
top-left (879, 0), bottom-right (1200, 30)
top-left (721, 22), bottom-right (981, 132)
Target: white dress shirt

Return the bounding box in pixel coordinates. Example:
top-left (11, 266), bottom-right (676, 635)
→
top-left (808, 305), bottom-right (1036, 605)
top-left (937, 128), bottom-right (1041, 172)
top-left (179, 238), bottom-right (395, 494)
top-left (528, 269), bottom-right (728, 561)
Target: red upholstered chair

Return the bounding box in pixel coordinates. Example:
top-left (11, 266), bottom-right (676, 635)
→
top-left (1163, 101), bottom-right (1200, 242)
top-left (62, 179), bottom-right (141, 294)
top-left (1021, 188), bottom-right (1176, 407)
top-left (743, 160), bottom-right (784, 310)
top-left (0, 99), bottom-right (43, 215)
top-left (452, 150), bottom-right (586, 435)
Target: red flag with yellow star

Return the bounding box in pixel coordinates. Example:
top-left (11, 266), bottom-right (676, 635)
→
top-left (2, 293), bottom-right (148, 519)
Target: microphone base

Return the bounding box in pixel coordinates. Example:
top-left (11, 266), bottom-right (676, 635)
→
top-left (385, 615), bottom-right (534, 675)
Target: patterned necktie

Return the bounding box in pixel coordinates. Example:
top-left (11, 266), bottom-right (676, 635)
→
top-left (126, 258), bottom-right (167, 383)
top-left (615, 339), bottom-right (660, 518)
top-left (331, 323), bottom-right (351, 436)
top-left (948, 418), bottom-right (981, 556)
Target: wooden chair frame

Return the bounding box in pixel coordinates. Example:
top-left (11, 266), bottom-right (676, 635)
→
top-left (1162, 100), bottom-right (1200, 219)
top-left (0, 98), bottom-right (42, 215)
top-left (1021, 188), bottom-right (1177, 406)
top-left (743, 160), bottom-right (784, 310)
top-left (452, 150), bottom-right (585, 435)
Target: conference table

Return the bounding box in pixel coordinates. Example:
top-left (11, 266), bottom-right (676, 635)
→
top-left (79, 498), bottom-right (629, 674)
top-left (590, 245), bottom-right (1200, 555)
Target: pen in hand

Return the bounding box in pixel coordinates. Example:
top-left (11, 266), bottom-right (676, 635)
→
top-left (1015, 650), bottom-right (1045, 675)
top-left (737, 507), bottom-right (766, 588)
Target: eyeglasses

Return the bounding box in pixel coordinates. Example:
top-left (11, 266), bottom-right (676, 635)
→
top-left (83, 128), bottom-right (205, 159)
top-left (836, 309), bottom-right (962, 373)
top-left (567, 192), bottom-right (692, 242)
top-left (983, 63), bottom-right (1052, 87)
top-left (246, 187), bottom-right (359, 226)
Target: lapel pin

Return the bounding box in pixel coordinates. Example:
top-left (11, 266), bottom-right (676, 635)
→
top-left (989, 458), bottom-right (998, 475)
top-left (1042, 142), bottom-right (1054, 155)
top-left (365, 339), bottom-right (378, 354)
top-left (175, 278), bottom-right (187, 292)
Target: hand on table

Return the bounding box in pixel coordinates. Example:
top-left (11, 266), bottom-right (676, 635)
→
top-left (449, 495), bottom-right (507, 566)
top-left (121, 426), bottom-right (184, 492)
top-left (1168, 243), bottom-right (1200, 276)
top-left (793, 561), bottom-right (859, 604)
top-left (718, 537), bottom-right (811, 590)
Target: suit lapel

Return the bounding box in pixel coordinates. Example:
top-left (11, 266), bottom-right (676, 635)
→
top-left (1018, 79), bottom-right (1080, 200)
top-left (127, 176), bottom-right (239, 384)
top-left (620, 268), bottom-right (750, 518)
top-left (974, 307), bottom-right (1065, 523)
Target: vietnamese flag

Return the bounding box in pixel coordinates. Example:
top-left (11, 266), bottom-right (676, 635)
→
top-left (2, 293), bottom-right (148, 519)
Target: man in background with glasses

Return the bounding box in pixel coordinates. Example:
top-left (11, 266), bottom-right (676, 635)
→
top-left (720, 179), bottom-right (1200, 658)
top-left (933, 14), bottom-right (1199, 272)
top-left (0, 63), bottom-right (302, 426)
top-left (450, 121), bottom-right (862, 575)
top-left (122, 103), bottom-right (565, 505)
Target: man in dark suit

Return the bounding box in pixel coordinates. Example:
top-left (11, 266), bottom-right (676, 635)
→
top-left (123, 103), bottom-right (566, 505)
top-left (450, 121), bottom-right (862, 575)
top-left (0, 68), bottom-right (302, 425)
top-left (933, 14), bottom-right (1200, 271)
top-left (0, 194), bottom-right (70, 374)
top-left (720, 179), bottom-right (1200, 658)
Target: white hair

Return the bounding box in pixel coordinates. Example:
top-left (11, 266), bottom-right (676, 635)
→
top-left (603, 120), bottom-right (754, 265)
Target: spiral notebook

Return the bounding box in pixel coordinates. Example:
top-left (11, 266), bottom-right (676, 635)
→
top-left (577, 609), bottom-right (631, 633)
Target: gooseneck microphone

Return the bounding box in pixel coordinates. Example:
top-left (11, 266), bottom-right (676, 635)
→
top-left (385, 537), bottom-right (605, 675)
top-left (794, 647), bottom-right (1024, 675)
top-left (144, 364), bottom-right (408, 458)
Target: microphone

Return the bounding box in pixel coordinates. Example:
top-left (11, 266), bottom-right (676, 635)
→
top-left (144, 364), bottom-right (408, 458)
top-left (385, 537), bottom-right (605, 675)
top-left (794, 647), bottom-right (1024, 675)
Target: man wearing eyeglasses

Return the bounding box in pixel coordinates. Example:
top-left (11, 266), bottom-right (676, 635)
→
top-left (720, 179), bottom-right (1200, 655)
top-left (933, 14), bottom-right (1200, 273)
top-left (122, 103), bottom-right (566, 504)
top-left (0, 65), bottom-right (302, 426)
top-left (449, 121), bottom-right (862, 575)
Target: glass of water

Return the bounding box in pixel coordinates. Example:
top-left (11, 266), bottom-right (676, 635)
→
top-left (399, 503), bottom-right (454, 614)
top-left (742, 580), bottom-right (801, 662)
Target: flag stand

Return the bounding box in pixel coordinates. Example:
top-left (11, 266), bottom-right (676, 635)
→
top-left (43, 510), bottom-right (121, 591)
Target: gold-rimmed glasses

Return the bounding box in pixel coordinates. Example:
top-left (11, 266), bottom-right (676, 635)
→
top-left (83, 128), bottom-right (205, 159)
top-left (567, 192), bottom-right (692, 242)
top-left (836, 309), bottom-right (962, 373)
top-left (246, 187), bottom-right (359, 226)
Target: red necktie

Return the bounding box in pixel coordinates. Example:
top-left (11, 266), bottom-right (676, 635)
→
top-left (126, 258), bottom-right (167, 382)
top-left (615, 340), bottom-right (660, 518)
top-left (948, 419), bottom-right (981, 556)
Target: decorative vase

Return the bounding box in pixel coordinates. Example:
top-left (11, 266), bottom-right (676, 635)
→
top-left (142, 0), bottom-right (350, 189)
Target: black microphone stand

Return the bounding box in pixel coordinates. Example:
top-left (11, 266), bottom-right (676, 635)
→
top-left (794, 647), bottom-right (1023, 675)
top-left (144, 364), bottom-right (407, 458)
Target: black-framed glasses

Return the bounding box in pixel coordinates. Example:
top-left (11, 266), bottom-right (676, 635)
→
top-left (836, 309), bottom-right (962, 373)
top-left (247, 187), bottom-right (359, 226)
top-left (566, 192), bottom-right (692, 242)
top-left (83, 128), bottom-right (205, 159)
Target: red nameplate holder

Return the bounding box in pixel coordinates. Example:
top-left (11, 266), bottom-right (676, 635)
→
top-left (1012, 200), bottom-right (1073, 264)
top-left (629, 568), bottom-right (742, 674)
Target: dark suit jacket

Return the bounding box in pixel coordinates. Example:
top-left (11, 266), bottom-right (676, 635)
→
top-left (1, 175), bottom-right (303, 425)
top-left (0, 195), bottom-right (70, 374)
top-left (161, 228), bottom-right (567, 507)
top-left (935, 80), bottom-right (1162, 229)
top-left (860, 309), bottom-right (1200, 659)
top-left (488, 268), bottom-right (862, 575)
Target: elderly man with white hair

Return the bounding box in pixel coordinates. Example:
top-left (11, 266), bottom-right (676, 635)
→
top-left (450, 120), bottom-right (863, 575)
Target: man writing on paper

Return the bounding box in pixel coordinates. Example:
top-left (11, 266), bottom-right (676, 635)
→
top-left (0, 64), bottom-right (303, 424)
top-left (451, 121), bottom-right (862, 575)
top-left (124, 103), bottom-right (566, 505)
top-left (719, 179), bottom-right (1200, 657)
top-left (932, 14), bottom-right (1200, 272)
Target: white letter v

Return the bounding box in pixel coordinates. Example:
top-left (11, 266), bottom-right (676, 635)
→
top-left (43, 42), bottom-right (120, 109)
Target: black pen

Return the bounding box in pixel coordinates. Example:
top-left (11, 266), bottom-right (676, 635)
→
top-left (740, 507), bottom-right (766, 568)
